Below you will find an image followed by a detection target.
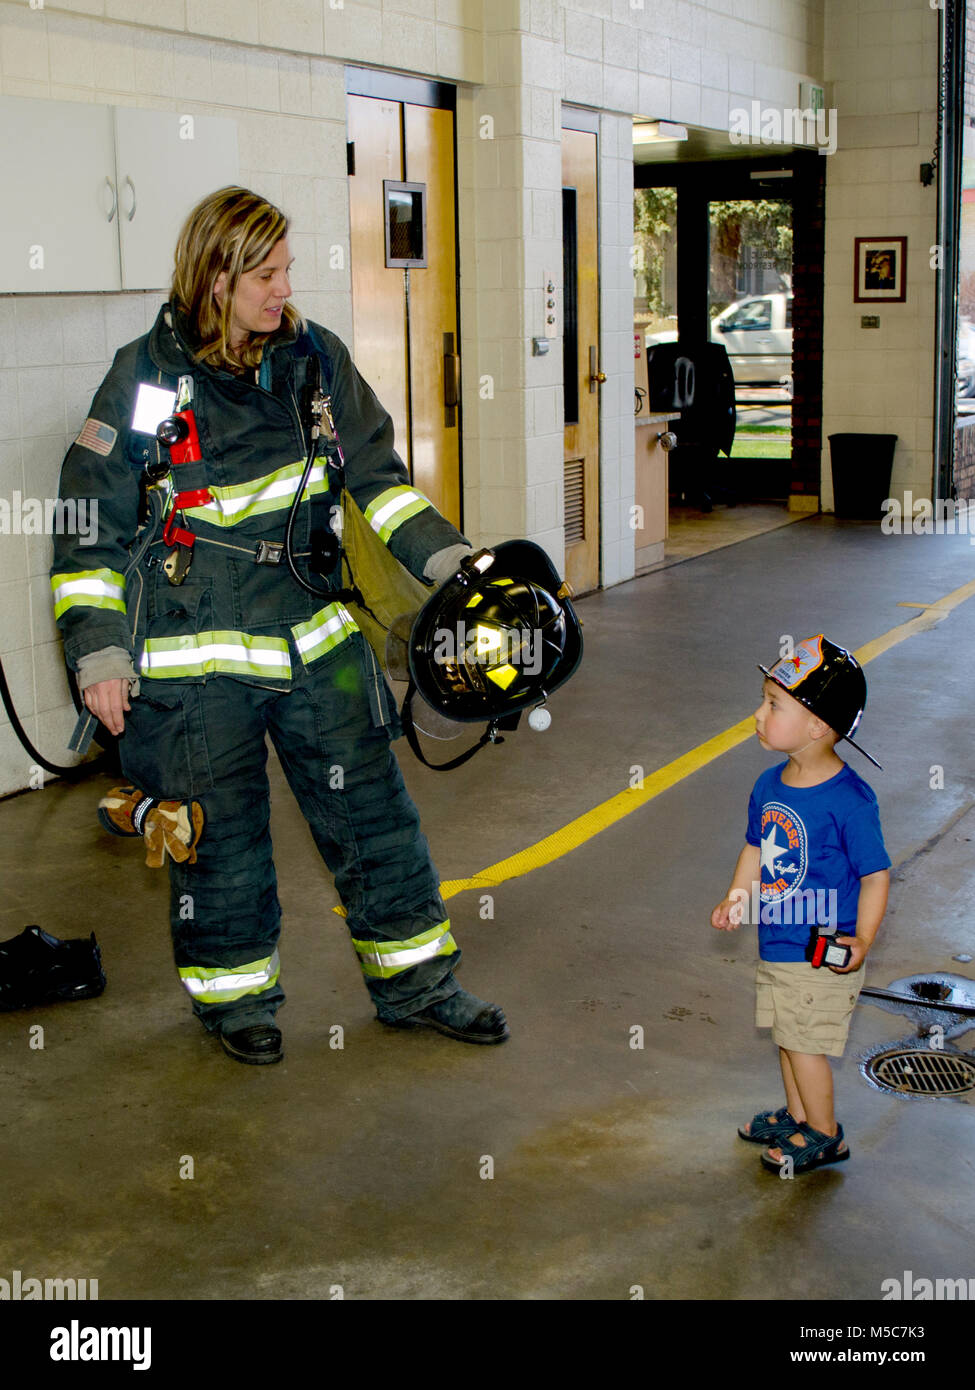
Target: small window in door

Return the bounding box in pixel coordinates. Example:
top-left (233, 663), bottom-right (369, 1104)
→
top-left (563, 187), bottom-right (579, 425)
top-left (384, 180), bottom-right (427, 267)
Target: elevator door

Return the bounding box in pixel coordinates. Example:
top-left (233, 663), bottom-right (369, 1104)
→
top-left (562, 126), bottom-right (601, 595)
top-left (348, 93), bottom-right (460, 528)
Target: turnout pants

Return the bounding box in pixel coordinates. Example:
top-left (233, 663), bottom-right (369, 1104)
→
top-left (119, 636), bottom-right (460, 1032)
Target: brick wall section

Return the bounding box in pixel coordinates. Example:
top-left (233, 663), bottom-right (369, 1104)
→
top-left (954, 418), bottom-right (975, 498)
top-left (966, 1), bottom-right (975, 124)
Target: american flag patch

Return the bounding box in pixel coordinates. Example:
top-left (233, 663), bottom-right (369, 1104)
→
top-left (76, 418), bottom-right (118, 457)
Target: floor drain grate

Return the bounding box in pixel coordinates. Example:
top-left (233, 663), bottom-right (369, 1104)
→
top-left (864, 1047), bottom-right (975, 1097)
top-left (908, 980), bottom-right (953, 1003)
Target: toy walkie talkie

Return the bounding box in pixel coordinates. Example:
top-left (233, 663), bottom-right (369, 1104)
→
top-left (806, 927), bottom-right (852, 970)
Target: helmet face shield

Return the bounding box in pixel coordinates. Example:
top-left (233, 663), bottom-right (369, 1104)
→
top-left (408, 542), bottom-right (582, 722)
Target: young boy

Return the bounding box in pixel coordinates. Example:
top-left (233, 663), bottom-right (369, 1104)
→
top-left (712, 636), bottom-right (890, 1174)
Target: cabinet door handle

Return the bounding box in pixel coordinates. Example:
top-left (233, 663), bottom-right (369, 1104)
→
top-left (123, 175), bottom-right (137, 222)
top-left (104, 176), bottom-right (117, 223)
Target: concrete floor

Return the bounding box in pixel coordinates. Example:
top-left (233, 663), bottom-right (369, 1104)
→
top-left (2, 513), bottom-right (975, 1303)
top-left (646, 500), bottom-right (805, 572)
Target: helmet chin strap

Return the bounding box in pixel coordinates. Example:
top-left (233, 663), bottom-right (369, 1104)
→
top-left (789, 729), bottom-right (835, 759)
top-left (401, 679), bottom-right (509, 771)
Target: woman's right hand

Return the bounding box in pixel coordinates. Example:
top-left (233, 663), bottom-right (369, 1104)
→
top-left (83, 678), bottom-right (131, 736)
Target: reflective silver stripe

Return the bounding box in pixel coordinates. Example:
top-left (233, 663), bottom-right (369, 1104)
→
top-left (51, 570), bottom-right (126, 618)
top-left (358, 936), bottom-right (449, 970)
top-left (364, 486), bottom-right (430, 543)
top-left (292, 604), bottom-right (359, 664)
top-left (352, 925), bottom-right (457, 980)
top-left (183, 461), bottom-right (329, 528)
top-left (139, 631), bottom-right (292, 680)
top-left (178, 949), bottom-right (281, 1002)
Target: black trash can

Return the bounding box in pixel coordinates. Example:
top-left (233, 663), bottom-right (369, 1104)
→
top-left (828, 433), bottom-right (897, 520)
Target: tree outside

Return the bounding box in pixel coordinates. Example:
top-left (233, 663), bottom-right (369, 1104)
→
top-left (708, 199), bottom-right (792, 314)
top-left (633, 190), bottom-right (792, 331)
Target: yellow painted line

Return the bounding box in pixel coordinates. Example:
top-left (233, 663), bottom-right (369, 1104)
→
top-left (855, 574), bottom-right (975, 666)
top-left (437, 574), bottom-right (975, 903)
top-left (438, 715), bottom-right (756, 898)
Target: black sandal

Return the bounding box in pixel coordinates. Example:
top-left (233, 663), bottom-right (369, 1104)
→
top-left (738, 1107), bottom-right (800, 1144)
top-left (761, 1121), bottom-right (850, 1174)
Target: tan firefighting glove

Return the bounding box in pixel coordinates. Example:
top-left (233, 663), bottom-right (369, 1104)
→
top-left (98, 786), bottom-right (205, 867)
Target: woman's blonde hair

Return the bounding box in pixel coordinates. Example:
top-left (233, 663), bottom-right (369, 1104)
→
top-left (170, 186), bottom-right (304, 373)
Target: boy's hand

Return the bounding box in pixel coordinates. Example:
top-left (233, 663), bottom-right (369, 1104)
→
top-left (828, 936), bottom-right (868, 973)
top-left (711, 896), bottom-right (743, 931)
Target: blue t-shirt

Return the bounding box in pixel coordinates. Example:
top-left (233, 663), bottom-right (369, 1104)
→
top-left (745, 761), bottom-right (890, 962)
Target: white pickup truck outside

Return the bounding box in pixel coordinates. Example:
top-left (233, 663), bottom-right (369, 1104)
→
top-left (647, 292), bottom-right (793, 388)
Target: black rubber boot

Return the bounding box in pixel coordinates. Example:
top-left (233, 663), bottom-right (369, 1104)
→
top-left (220, 1024), bottom-right (284, 1065)
top-left (382, 988), bottom-right (510, 1044)
top-left (0, 925), bottom-right (106, 1011)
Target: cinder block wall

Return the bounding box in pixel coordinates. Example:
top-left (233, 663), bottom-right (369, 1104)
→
top-left (821, 0), bottom-right (939, 509)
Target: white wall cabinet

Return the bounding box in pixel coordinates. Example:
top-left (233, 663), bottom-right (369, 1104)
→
top-left (0, 97), bottom-right (238, 294)
top-left (0, 96), bottom-right (120, 293)
top-left (114, 108), bottom-right (239, 291)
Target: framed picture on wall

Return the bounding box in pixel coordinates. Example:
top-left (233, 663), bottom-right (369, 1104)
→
top-left (854, 237), bottom-right (907, 302)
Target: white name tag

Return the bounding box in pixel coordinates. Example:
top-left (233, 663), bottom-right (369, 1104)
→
top-left (131, 382), bottom-right (178, 436)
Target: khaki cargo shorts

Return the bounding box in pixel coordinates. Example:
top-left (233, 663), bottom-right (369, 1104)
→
top-left (755, 959), bottom-right (864, 1057)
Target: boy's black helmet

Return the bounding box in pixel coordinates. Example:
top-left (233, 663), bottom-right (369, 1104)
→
top-left (759, 634), bottom-right (881, 769)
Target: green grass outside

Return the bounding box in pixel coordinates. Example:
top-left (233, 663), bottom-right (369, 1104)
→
top-left (729, 436), bottom-right (792, 459)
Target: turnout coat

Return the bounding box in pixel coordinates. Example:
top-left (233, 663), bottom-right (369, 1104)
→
top-left (52, 303), bottom-right (464, 706)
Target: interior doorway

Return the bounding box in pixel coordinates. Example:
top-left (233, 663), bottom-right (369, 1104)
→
top-left (562, 117), bottom-right (601, 596)
top-left (347, 73), bottom-right (461, 528)
top-left (633, 131), bottom-right (827, 563)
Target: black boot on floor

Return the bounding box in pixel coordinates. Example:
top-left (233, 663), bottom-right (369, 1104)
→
top-left (383, 988), bottom-right (510, 1044)
top-left (220, 1024), bottom-right (284, 1065)
top-left (0, 925), bottom-right (106, 1011)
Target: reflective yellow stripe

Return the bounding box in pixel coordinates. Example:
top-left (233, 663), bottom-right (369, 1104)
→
top-left (51, 569), bottom-right (126, 619)
top-left (183, 460), bottom-right (330, 528)
top-left (178, 950), bottom-right (280, 1003)
top-left (364, 486), bottom-right (430, 544)
top-left (140, 630), bottom-right (292, 680)
top-left (351, 922), bottom-right (456, 980)
top-left (291, 603), bottom-right (359, 665)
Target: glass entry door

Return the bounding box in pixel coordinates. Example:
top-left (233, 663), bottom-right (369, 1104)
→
top-left (708, 198), bottom-right (793, 470)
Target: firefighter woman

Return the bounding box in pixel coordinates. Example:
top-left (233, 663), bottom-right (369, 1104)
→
top-left (51, 186), bottom-right (508, 1064)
